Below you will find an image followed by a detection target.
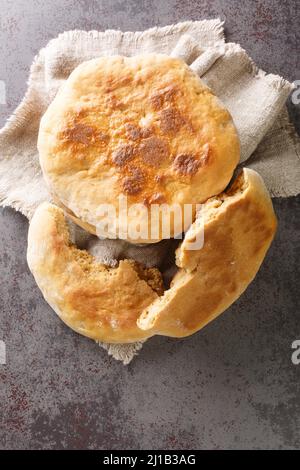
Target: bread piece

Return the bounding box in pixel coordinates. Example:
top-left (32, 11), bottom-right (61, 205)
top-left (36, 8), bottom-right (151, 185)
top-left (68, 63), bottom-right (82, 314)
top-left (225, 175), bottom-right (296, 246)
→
top-left (38, 54), bottom-right (240, 243)
top-left (27, 169), bottom-right (276, 343)
top-left (27, 203), bottom-right (164, 343)
top-left (137, 168), bottom-right (277, 337)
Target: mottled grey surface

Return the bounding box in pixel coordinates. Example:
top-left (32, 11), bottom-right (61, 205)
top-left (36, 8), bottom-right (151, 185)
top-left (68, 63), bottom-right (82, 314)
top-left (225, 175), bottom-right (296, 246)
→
top-left (0, 0), bottom-right (299, 450)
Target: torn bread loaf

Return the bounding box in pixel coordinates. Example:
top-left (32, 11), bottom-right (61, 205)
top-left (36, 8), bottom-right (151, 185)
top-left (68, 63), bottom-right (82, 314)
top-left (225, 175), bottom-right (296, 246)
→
top-left (27, 168), bottom-right (276, 343)
top-left (138, 168), bottom-right (277, 337)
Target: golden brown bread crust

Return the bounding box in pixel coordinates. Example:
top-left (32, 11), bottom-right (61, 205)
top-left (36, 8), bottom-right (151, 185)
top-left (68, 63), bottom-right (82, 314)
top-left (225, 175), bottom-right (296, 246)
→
top-left (38, 54), bottom-right (240, 243)
top-left (27, 169), bottom-right (276, 343)
top-left (27, 202), bottom-right (164, 343)
top-left (137, 168), bottom-right (277, 337)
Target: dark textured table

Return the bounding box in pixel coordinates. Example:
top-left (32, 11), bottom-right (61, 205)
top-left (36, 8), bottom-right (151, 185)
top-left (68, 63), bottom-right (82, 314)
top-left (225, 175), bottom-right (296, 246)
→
top-left (0, 0), bottom-right (299, 450)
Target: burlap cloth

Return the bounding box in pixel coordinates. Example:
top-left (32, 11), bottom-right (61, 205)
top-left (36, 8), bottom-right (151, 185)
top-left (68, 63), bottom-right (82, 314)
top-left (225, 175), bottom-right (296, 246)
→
top-left (0, 19), bottom-right (299, 364)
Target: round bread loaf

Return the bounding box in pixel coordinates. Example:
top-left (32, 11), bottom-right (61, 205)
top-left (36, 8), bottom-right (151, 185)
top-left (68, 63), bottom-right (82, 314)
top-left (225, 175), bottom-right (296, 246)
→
top-left (27, 169), bottom-right (277, 343)
top-left (38, 54), bottom-right (240, 243)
